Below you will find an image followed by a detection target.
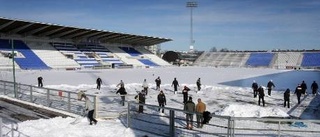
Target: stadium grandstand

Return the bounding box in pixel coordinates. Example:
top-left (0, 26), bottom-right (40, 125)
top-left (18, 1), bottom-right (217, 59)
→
top-left (1, 16), bottom-right (319, 71)
top-left (193, 50), bottom-right (320, 70)
top-left (0, 17), bottom-right (172, 70)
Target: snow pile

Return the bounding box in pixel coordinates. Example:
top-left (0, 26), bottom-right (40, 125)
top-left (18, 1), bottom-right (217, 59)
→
top-left (215, 104), bottom-right (290, 118)
top-left (17, 117), bottom-right (148, 137)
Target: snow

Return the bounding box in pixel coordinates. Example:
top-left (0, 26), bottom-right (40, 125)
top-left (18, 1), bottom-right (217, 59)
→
top-left (215, 104), bottom-right (289, 118)
top-left (1, 67), bottom-right (320, 137)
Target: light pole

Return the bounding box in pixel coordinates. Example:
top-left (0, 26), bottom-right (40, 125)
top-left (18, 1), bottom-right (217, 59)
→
top-left (10, 39), bottom-right (17, 98)
top-left (186, 1), bottom-right (197, 52)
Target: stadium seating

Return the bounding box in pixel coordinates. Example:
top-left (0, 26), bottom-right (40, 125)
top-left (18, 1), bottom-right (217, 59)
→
top-left (27, 41), bottom-right (80, 69)
top-left (118, 46), bottom-right (160, 66)
top-left (119, 47), bottom-right (141, 56)
top-left (138, 59), bottom-right (159, 67)
top-left (193, 52), bottom-right (250, 67)
top-left (134, 47), bottom-right (171, 66)
top-left (274, 52), bottom-right (301, 68)
top-left (95, 52), bottom-right (123, 65)
top-left (0, 39), bottom-right (50, 70)
top-left (107, 46), bottom-right (146, 66)
top-left (301, 52), bottom-right (320, 67)
top-left (245, 53), bottom-right (274, 67)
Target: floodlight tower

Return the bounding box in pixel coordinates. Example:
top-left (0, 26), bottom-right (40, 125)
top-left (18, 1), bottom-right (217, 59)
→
top-left (186, 1), bottom-right (197, 52)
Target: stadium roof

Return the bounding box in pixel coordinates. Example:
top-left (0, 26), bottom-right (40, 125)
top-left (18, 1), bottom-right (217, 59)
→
top-left (0, 17), bottom-right (172, 46)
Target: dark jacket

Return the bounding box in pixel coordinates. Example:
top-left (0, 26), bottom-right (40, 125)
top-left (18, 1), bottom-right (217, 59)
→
top-left (37, 77), bottom-right (43, 82)
top-left (172, 79), bottom-right (179, 87)
top-left (301, 82), bottom-right (307, 90)
top-left (116, 87), bottom-right (127, 95)
top-left (252, 82), bottom-right (258, 90)
top-left (96, 78), bottom-right (102, 84)
top-left (196, 79), bottom-right (201, 86)
top-left (157, 93), bottom-right (166, 104)
top-left (184, 100), bottom-right (195, 113)
top-left (135, 92), bottom-right (146, 103)
top-left (284, 89), bottom-right (290, 100)
top-left (258, 87), bottom-right (265, 97)
top-left (311, 82), bottom-right (319, 91)
top-left (155, 78), bottom-right (161, 85)
top-left (267, 81), bottom-right (275, 89)
top-left (295, 86), bottom-right (302, 96)
top-left (183, 86), bottom-right (190, 93)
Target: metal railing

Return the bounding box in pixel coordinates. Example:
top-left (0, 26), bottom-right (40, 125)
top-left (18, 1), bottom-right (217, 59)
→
top-left (0, 80), bottom-right (96, 116)
top-left (127, 102), bottom-right (320, 137)
top-left (0, 118), bottom-right (29, 137)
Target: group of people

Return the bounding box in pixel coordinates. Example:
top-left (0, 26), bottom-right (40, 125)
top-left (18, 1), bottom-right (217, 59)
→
top-left (251, 80), bottom-right (275, 107)
top-left (252, 80), bottom-right (319, 108)
top-left (183, 97), bottom-right (208, 129)
top-left (112, 76), bottom-right (208, 129)
top-left (293, 81), bottom-right (318, 105)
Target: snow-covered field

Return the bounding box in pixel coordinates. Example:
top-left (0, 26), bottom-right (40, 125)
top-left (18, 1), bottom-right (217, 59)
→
top-left (1, 67), bottom-right (320, 137)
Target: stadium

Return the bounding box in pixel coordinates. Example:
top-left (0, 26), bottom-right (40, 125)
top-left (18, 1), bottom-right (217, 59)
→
top-left (1, 3), bottom-right (320, 137)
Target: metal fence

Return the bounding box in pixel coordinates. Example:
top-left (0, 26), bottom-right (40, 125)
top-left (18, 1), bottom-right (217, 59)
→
top-left (0, 118), bottom-right (29, 137)
top-left (0, 80), bottom-right (96, 116)
top-left (126, 102), bottom-right (320, 137)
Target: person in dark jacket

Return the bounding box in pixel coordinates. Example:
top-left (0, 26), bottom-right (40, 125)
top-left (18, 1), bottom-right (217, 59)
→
top-left (172, 78), bottom-right (179, 94)
top-left (258, 86), bottom-right (265, 107)
top-left (202, 111), bottom-right (212, 124)
top-left (196, 78), bottom-right (201, 91)
top-left (182, 86), bottom-right (191, 104)
top-left (301, 81), bottom-right (307, 95)
top-left (311, 81), bottom-right (319, 96)
top-left (37, 76), bottom-right (43, 87)
top-left (295, 84), bottom-right (303, 104)
top-left (155, 76), bottom-right (161, 91)
top-left (284, 88), bottom-right (290, 108)
top-left (184, 96), bottom-right (195, 130)
top-left (135, 90), bottom-right (146, 113)
top-left (96, 77), bottom-right (102, 90)
top-left (267, 80), bottom-right (275, 96)
top-left (157, 90), bottom-right (166, 113)
top-left (252, 80), bottom-right (258, 98)
top-left (116, 85), bottom-right (127, 106)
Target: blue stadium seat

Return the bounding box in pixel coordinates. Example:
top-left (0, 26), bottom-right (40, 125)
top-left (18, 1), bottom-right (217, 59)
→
top-left (138, 59), bottom-right (159, 66)
top-left (119, 47), bottom-right (141, 56)
top-left (301, 53), bottom-right (320, 67)
top-left (245, 53), bottom-right (274, 67)
top-left (0, 39), bottom-right (50, 70)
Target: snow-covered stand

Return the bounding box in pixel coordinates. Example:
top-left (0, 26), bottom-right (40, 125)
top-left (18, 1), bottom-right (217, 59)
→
top-left (0, 80), bottom-right (97, 117)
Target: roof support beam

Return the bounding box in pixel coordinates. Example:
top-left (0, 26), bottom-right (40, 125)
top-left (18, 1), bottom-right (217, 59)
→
top-left (25, 25), bottom-right (50, 35)
top-left (111, 35), bottom-right (140, 42)
top-left (98, 34), bottom-right (123, 41)
top-left (50, 29), bottom-right (79, 38)
top-left (109, 35), bottom-right (135, 42)
top-left (0, 20), bottom-right (15, 30)
top-left (125, 37), bottom-right (148, 43)
top-left (79, 31), bottom-right (104, 39)
top-left (10, 23), bottom-right (34, 33)
top-left (88, 33), bottom-right (114, 40)
top-left (39, 27), bottom-right (65, 37)
top-left (63, 30), bottom-right (90, 39)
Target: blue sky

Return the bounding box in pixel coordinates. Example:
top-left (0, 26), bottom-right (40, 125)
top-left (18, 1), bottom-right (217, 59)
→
top-left (0, 0), bottom-right (319, 51)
